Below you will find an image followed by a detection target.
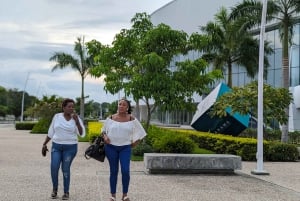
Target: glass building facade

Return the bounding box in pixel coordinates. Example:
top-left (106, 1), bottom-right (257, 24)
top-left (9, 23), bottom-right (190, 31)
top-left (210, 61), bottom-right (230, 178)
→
top-left (224, 23), bottom-right (300, 88)
top-left (152, 22), bottom-right (300, 126)
top-left (148, 0), bottom-right (300, 131)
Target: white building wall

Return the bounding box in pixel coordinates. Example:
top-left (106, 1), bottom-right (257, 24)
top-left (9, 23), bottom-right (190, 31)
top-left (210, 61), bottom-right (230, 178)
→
top-left (290, 86), bottom-right (300, 131)
top-left (151, 0), bottom-right (241, 34)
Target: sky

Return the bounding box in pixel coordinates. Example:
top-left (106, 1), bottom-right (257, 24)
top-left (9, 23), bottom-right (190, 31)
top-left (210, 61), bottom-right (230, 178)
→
top-left (0, 0), bottom-right (173, 104)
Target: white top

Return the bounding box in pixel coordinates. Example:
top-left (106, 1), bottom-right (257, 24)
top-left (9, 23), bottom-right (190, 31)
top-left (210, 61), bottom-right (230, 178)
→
top-left (48, 113), bottom-right (86, 144)
top-left (102, 118), bottom-right (147, 146)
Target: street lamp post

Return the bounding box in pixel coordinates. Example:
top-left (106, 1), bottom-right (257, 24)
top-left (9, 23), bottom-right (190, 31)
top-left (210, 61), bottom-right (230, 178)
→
top-left (20, 73), bottom-right (30, 122)
top-left (251, 0), bottom-right (269, 175)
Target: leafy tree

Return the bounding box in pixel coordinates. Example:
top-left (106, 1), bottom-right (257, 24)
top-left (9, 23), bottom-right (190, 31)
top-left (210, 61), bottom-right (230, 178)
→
top-left (211, 81), bottom-right (293, 127)
top-left (0, 86), bottom-right (8, 116)
top-left (5, 89), bottom-right (36, 120)
top-left (0, 105), bottom-right (8, 117)
top-left (190, 7), bottom-right (273, 88)
top-left (28, 95), bottom-right (63, 133)
top-left (0, 86), bottom-right (37, 119)
top-left (108, 100), bottom-right (118, 116)
top-left (0, 86), bottom-right (7, 105)
top-left (85, 100), bottom-right (100, 118)
top-left (27, 95), bottom-right (63, 120)
top-left (230, 0), bottom-right (300, 142)
top-left (49, 36), bottom-right (95, 120)
top-left (88, 13), bottom-right (222, 130)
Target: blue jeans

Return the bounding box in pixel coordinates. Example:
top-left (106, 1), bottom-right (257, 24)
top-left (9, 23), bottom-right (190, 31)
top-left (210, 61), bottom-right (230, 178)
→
top-left (105, 144), bottom-right (131, 194)
top-left (51, 142), bottom-right (77, 193)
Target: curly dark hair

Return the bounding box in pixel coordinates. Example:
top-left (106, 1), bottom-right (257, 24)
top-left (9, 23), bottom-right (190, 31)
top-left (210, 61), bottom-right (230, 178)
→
top-left (120, 98), bottom-right (132, 114)
top-left (61, 98), bottom-right (75, 111)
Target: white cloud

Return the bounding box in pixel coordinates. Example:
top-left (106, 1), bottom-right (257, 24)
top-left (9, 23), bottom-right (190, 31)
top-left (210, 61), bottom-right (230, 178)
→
top-left (0, 0), bottom-right (173, 103)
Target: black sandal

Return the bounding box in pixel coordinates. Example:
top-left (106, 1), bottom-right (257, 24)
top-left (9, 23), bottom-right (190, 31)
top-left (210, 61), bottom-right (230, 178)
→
top-left (51, 189), bottom-right (58, 199)
top-left (122, 196), bottom-right (130, 201)
top-left (62, 192), bottom-right (69, 200)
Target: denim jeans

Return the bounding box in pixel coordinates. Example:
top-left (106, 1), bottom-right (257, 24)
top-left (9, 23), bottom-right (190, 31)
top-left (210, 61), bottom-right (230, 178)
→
top-left (51, 142), bottom-right (77, 193)
top-left (105, 144), bottom-right (131, 194)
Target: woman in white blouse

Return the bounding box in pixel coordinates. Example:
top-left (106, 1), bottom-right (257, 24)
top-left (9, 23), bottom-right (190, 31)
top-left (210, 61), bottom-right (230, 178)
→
top-left (102, 98), bottom-right (146, 201)
top-left (42, 98), bottom-right (85, 200)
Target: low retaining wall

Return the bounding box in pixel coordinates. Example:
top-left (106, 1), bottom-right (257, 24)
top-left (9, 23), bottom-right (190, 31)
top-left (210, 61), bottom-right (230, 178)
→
top-left (144, 153), bottom-right (242, 174)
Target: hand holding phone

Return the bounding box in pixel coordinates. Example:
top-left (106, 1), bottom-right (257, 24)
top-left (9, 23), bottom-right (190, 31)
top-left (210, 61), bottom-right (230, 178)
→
top-left (42, 145), bottom-right (48, 157)
top-left (72, 113), bottom-right (79, 121)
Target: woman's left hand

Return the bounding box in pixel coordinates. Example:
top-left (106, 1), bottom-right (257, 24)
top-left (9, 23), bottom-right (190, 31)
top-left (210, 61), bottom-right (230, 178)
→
top-left (72, 113), bottom-right (80, 124)
top-left (131, 140), bottom-right (140, 148)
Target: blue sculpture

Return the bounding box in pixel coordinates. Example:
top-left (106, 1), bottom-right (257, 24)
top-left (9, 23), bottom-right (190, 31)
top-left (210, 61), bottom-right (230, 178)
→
top-left (191, 83), bottom-right (250, 136)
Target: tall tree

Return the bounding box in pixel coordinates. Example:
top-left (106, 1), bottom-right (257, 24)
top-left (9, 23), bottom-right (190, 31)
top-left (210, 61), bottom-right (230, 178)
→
top-left (49, 36), bottom-right (94, 120)
top-left (88, 13), bottom-right (222, 130)
top-left (0, 86), bottom-right (8, 116)
top-left (230, 0), bottom-right (300, 142)
top-left (191, 7), bottom-right (272, 88)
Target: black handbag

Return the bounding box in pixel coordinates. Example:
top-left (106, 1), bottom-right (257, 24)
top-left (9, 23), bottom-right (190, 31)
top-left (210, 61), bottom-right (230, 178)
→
top-left (84, 135), bottom-right (105, 162)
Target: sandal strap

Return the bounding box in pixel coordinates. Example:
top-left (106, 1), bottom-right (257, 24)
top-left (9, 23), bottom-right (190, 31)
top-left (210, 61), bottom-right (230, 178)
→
top-left (110, 197), bottom-right (116, 201)
top-left (122, 196), bottom-right (130, 201)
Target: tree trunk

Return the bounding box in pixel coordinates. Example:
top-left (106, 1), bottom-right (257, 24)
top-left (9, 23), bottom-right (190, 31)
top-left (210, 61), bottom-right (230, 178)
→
top-left (281, 22), bottom-right (290, 143)
top-left (145, 100), bottom-right (151, 132)
top-left (227, 62), bottom-right (233, 87)
top-left (80, 76), bottom-right (85, 120)
top-left (134, 98), bottom-right (140, 121)
top-left (281, 56), bottom-right (289, 143)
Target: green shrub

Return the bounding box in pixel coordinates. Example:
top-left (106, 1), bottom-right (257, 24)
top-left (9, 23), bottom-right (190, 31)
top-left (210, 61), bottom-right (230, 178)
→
top-left (132, 141), bottom-right (154, 156)
top-left (88, 132), bottom-right (101, 143)
top-left (15, 122), bottom-right (36, 130)
top-left (78, 133), bottom-right (89, 142)
top-left (289, 131), bottom-right (300, 144)
top-left (239, 128), bottom-right (281, 141)
top-left (145, 125), bottom-right (168, 145)
top-left (153, 134), bottom-right (196, 153)
top-left (31, 118), bottom-right (51, 133)
top-left (265, 129), bottom-right (282, 141)
top-left (267, 143), bottom-right (298, 161)
top-left (236, 143), bottom-right (257, 161)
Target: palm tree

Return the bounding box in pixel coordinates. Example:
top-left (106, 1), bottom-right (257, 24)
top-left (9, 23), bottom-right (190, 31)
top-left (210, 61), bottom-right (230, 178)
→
top-left (230, 0), bottom-right (300, 142)
top-left (49, 36), bottom-right (94, 120)
top-left (191, 7), bottom-right (272, 88)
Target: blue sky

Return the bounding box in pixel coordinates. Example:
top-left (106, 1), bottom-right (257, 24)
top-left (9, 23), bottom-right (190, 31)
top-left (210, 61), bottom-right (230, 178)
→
top-left (0, 0), bottom-right (173, 103)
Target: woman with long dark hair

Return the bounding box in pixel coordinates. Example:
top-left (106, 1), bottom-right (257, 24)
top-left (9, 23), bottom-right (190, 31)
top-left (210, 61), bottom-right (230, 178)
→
top-left (101, 98), bottom-right (146, 201)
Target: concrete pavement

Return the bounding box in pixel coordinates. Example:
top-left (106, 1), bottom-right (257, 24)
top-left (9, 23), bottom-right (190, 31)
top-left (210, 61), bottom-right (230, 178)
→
top-left (0, 123), bottom-right (299, 201)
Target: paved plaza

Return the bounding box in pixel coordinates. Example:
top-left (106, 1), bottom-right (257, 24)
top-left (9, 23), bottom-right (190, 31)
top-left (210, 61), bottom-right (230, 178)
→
top-left (0, 124), bottom-right (299, 201)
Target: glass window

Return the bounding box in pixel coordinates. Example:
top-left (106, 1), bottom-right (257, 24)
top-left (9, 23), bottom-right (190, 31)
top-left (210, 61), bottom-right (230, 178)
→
top-left (292, 24), bottom-right (299, 46)
top-left (274, 49), bottom-right (282, 69)
top-left (267, 53), bottom-right (275, 69)
top-left (232, 72), bottom-right (239, 86)
top-left (274, 30), bottom-right (282, 49)
top-left (274, 68), bottom-right (282, 87)
top-left (267, 68), bottom-right (275, 86)
top-left (290, 46), bottom-right (300, 86)
top-left (265, 31), bottom-right (275, 49)
top-left (291, 46), bottom-right (299, 68)
top-left (290, 66), bottom-right (300, 87)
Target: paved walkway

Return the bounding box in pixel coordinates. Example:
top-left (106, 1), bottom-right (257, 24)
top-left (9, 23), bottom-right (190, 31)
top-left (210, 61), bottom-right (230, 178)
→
top-left (0, 124), bottom-right (299, 201)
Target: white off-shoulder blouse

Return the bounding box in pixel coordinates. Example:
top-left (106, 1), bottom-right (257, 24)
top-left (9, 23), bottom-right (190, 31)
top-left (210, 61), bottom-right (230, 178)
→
top-left (101, 118), bottom-right (147, 146)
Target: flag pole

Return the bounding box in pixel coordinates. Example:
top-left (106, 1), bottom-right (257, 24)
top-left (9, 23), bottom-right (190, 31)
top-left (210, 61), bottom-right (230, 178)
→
top-left (251, 0), bottom-right (269, 175)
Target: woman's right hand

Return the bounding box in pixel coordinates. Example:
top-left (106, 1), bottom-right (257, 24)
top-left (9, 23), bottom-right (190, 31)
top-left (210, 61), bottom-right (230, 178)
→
top-left (41, 145), bottom-right (48, 157)
top-left (102, 132), bottom-right (110, 144)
